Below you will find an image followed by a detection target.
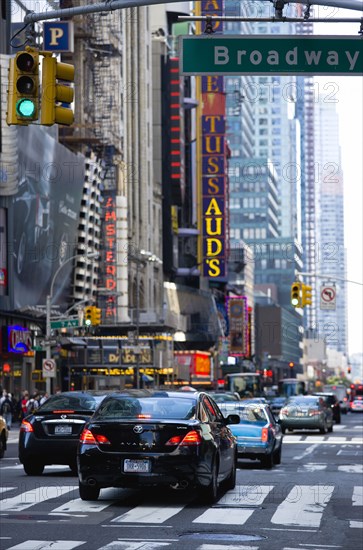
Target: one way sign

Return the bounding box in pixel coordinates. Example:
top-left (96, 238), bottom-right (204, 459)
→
top-left (320, 284), bottom-right (336, 310)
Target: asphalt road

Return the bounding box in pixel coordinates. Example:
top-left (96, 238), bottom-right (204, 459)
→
top-left (1, 413), bottom-right (362, 550)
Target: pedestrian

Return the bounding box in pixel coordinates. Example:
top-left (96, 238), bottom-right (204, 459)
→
top-left (21, 391), bottom-right (29, 419)
top-left (39, 392), bottom-right (49, 406)
top-left (26, 393), bottom-right (39, 415)
top-left (0, 392), bottom-right (14, 430)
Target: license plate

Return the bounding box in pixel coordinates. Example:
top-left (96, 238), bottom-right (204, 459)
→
top-left (55, 425), bottom-right (72, 435)
top-left (124, 459), bottom-right (151, 473)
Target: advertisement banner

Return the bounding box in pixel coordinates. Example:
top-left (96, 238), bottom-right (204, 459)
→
top-left (227, 296), bottom-right (248, 356)
top-left (12, 126), bottom-right (85, 308)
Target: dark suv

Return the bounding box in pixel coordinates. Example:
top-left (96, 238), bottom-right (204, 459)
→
top-left (313, 392), bottom-right (341, 424)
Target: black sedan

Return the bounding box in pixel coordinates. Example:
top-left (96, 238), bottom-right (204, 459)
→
top-left (77, 390), bottom-right (240, 503)
top-left (19, 391), bottom-right (108, 475)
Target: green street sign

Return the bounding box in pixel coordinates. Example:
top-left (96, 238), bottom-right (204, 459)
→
top-left (180, 36), bottom-right (363, 76)
top-left (50, 318), bottom-right (79, 329)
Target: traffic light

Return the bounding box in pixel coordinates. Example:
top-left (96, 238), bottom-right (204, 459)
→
top-left (84, 306), bottom-right (93, 326)
top-left (291, 282), bottom-right (302, 307)
top-left (301, 283), bottom-right (313, 307)
top-left (41, 54), bottom-right (74, 126)
top-left (91, 307), bottom-right (102, 326)
top-left (6, 48), bottom-right (39, 125)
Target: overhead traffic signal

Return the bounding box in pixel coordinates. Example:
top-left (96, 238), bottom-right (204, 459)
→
top-left (291, 282), bottom-right (302, 308)
top-left (84, 306), bottom-right (93, 326)
top-left (91, 307), bottom-right (102, 326)
top-left (301, 284), bottom-right (313, 307)
top-left (41, 53), bottom-right (75, 126)
top-left (6, 48), bottom-right (39, 125)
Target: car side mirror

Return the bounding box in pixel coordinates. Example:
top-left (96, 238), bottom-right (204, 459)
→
top-left (226, 414), bottom-right (240, 425)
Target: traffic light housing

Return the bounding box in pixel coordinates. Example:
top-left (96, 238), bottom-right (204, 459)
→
top-left (84, 306), bottom-right (93, 326)
top-left (301, 284), bottom-right (313, 307)
top-left (91, 307), bottom-right (102, 326)
top-left (41, 54), bottom-right (74, 126)
top-left (291, 282), bottom-right (302, 308)
top-left (6, 48), bottom-right (39, 125)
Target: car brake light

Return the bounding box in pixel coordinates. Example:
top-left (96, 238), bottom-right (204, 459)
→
top-left (53, 410), bottom-right (75, 414)
top-left (137, 414), bottom-right (151, 419)
top-left (80, 429), bottom-right (96, 444)
top-left (308, 410), bottom-right (321, 416)
top-left (261, 428), bottom-right (269, 442)
top-left (166, 430), bottom-right (202, 446)
top-left (280, 408), bottom-right (289, 416)
top-left (20, 420), bottom-right (34, 433)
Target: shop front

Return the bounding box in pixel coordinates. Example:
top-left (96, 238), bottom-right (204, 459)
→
top-left (0, 324), bottom-right (36, 397)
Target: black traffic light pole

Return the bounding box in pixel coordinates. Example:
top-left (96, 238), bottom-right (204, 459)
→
top-left (21, 0), bottom-right (363, 25)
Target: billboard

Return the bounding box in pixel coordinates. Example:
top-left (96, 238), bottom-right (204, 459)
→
top-left (227, 296), bottom-right (248, 356)
top-left (12, 126), bottom-right (85, 308)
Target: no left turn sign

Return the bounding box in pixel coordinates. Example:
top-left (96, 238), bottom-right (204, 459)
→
top-left (42, 358), bottom-right (56, 378)
top-left (320, 284), bottom-right (336, 310)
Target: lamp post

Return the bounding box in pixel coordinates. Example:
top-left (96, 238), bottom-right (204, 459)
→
top-left (129, 249), bottom-right (162, 389)
top-left (45, 251), bottom-right (98, 394)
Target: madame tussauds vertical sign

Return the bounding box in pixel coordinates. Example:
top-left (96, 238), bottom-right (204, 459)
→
top-left (200, 0), bottom-right (228, 279)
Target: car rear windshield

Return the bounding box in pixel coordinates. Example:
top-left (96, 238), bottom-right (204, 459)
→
top-left (209, 393), bottom-right (239, 402)
top-left (288, 397), bottom-right (319, 407)
top-left (234, 405), bottom-right (268, 423)
top-left (39, 394), bottom-right (102, 412)
top-left (94, 396), bottom-right (196, 420)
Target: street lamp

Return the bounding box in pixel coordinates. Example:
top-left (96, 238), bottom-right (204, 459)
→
top-left (45, 250), bottom-right (98, 393)
top-left (129, 249), bottom-right (162, 389)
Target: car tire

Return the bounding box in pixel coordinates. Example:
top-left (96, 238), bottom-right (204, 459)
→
top-left (273, 445), bottom-right (282, 465)
top-left (319, 423), bottom-right (328, 434)
top-left (69, 461), bottom-right (78, 475)
top-left (79, 482), bottom-right (100, 501)
top-left (261, 453), bottom-right (273, 469)
top-left (224, 453), bottom-right (237, 491)
top-left (201, 459), bottom-right (219, 504)
top-left (281, 426), bottom-right (286, 434)
top-left (23, 462), bottom-right (44, 476)
top-left (328, 424), bottom-right (333, 433)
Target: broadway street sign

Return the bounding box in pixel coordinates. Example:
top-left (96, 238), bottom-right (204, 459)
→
top-left (50, 318), bottom-right (79, 329)
top-left (180, 36), bottom-right (363, 76)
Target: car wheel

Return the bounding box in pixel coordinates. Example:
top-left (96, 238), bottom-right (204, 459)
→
top-left (23, 462), bottom-right (44, 476)
top-left (201, 459), bottom-right (219, 504)
top-left (273, 445), bottom-right (282, 465)
top-left (0, 436), bottom-right (5, 459)
top-left (261, 453), bottom-right (273, 469)
top-left (281, 426), bottom-right (286, 434)
top-left (79, 482), bottom-right (100, 501)
top-left (224, 453), bottom-right (237, 491)
top-left (69, 461), bottom-right (78, 475)
top-left (328, 424), bottom-right (333, 433)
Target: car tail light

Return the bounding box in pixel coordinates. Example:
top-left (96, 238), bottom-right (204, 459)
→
top-left (165, 430), bottom-right (202, 446)
top-left (280, 408), bottom-right (289, 416)
top-left (308, 410), bottom-right (321, 416)
top-left (20, 420), bottom-right (34, 433)
top-left (261, 428), bottom-right (269, 442)
top-left (80, 429), bottom-right (96, 444)
top-left (95, 434), bottom-right (111, 445)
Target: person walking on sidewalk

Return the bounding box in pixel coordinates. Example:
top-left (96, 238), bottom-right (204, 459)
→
top-left (0, 392), bottom-right (14, 430)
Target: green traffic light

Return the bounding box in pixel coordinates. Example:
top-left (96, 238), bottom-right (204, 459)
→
top-left (16, 98), bottom-right (36, 118)
top-left (85, 319), bottom-right (92, 326)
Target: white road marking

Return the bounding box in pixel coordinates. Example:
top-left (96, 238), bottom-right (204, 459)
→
top-left (271, 485), bottom-right (334, 528)
top-left (352, 486), bottom-right (363, 506)
top-left (349, 521), bottom-right (363, 528)
top-left (338, 465), bottom-right (363, 473)
top-left (297, 463), bottom-right (327, 472)
top-left (193, 485), bottom-right (274, 525)
top-left (0, 486), bottom-right (78, 512)
top-left (3, 542), bottom-right (85, 550)
top-left (293, 444), bottom-right (319, 460)
top-left (0, 487), bottom-right (17, 494)
top-left (112, 505), bottom-right (186, 524)
top-left (51, 488), bottom-right (122, 513)
top-left (198, 546), bottom-right (259, 550)
top-left (98, 542), bottom-right (171, 549)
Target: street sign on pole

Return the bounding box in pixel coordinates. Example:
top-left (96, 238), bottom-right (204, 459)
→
top-left (42, 358), bottom-right (56, 378)
top-left (320, 284), bottom-right (337, 310)
top-left (50, 318), bottom-right (80, 329)
top-left (180, 36), bottom-right (363, 76)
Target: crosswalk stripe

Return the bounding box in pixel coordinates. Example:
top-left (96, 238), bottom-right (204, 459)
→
top-left (112, 504), bottom-right (186, 524)
top-left (193, 485), bottom-right (274, 525)
top-left (352, 486), bottom-right (363, 506)
top-left (0, 486), bottom-right (78, 512)
top-left (98, 542), bottom-right (171, 549)
top-left (198, 546), bottom-right (259, 550)
top-left (0, 487), bottom-right (17, 495)
top-left (3, 541), bottom-right (86, 550)
top-left (271, 485), bottom-right (334, 528)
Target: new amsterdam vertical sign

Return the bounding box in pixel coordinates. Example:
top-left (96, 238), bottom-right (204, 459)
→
top-left (180, 36), bottom-right (363, 75)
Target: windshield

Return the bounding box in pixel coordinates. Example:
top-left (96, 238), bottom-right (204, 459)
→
top-left (94, 396), bottom-right (196, 420)
top-left (287, 397), bottom-right (319, 407)
top-left (209, 393), bottom-right (239, 402)
top-left (38, 394), bottom-right (103, 412)
top-left (234, 405), bottom-right (268, 424)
